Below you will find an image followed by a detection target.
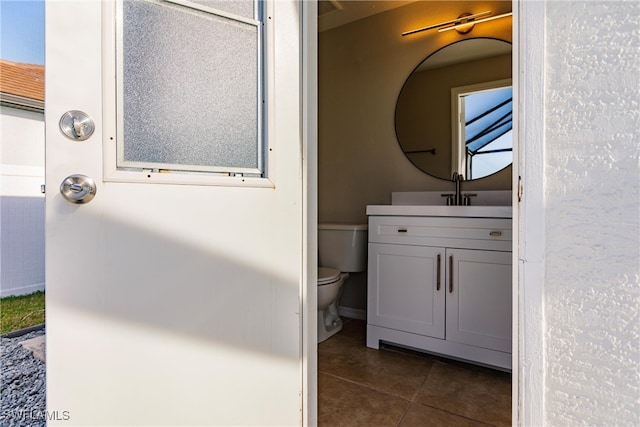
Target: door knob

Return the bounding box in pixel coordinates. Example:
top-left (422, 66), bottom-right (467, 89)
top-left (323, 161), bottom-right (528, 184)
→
top-left (60, 174), bottom-right (97, 204)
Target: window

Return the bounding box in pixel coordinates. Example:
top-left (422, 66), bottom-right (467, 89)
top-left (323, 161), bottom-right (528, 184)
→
top-left (112, 0), bottom-right (266, 180)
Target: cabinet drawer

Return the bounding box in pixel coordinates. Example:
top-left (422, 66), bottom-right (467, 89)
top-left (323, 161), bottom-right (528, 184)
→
top-left (369, 216), bottom-right (512, 251)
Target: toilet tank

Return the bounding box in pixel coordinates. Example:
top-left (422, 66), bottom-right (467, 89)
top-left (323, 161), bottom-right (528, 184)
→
top-left (318, 223), bottom-right (368, 272)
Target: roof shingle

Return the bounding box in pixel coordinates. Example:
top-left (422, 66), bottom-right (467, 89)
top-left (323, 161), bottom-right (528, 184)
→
top-left (0, 60), bottom-right (44, 101)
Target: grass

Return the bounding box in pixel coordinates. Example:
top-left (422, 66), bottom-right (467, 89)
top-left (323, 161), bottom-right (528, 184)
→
top-left (0, 291), bottom-right (45, 334)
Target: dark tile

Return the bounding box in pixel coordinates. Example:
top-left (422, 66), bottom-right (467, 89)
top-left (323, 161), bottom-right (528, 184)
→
top-left (399, 403), bottom-right (491, 427)
top-left (319, 333), bottom-right (434, 400)
top-left (318, 317), bottom-right (512, 426)
top-left (415, 361), bottom-right (511, 426)
top-left (337, 318), bottom-right (367, 344)
top-left (318, 372), bottom-right (410, 427)
top-left (318, 330), bottom-right (362, 357)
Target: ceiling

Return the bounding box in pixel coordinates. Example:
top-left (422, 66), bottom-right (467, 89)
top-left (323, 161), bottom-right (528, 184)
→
top-left (318, 0), bottom-right (416, 32)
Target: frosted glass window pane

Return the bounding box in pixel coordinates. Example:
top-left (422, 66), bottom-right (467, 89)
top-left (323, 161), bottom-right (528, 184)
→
top-left (190, 0), bottom-right (255, 19)
top-left (122, 0), bottom-right (259, 172)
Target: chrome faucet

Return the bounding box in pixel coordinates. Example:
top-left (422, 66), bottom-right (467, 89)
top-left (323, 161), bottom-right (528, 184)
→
top-left (452, 172), bottom-right (464, 206)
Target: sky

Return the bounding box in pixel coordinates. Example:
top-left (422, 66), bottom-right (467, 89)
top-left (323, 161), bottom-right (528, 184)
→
top-left (0, 0), bottom-right (45, 65)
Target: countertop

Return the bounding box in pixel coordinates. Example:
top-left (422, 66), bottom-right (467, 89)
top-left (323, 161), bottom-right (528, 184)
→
top-left (366, 205), bottom-right (513, 218)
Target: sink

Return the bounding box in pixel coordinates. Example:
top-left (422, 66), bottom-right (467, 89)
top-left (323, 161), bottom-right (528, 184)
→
top-left (366, 204), bottom-right (512, 218)
top-left (391, 190), bottom-right (512, 206)
top-left (368, 191), bottom-right (513, 218)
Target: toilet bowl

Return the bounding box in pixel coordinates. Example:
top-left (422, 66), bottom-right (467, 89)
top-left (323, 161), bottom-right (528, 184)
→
top-left (317, 223), bottom-right (368, 343)
top-left (317, 267), bottom-right (348, 343)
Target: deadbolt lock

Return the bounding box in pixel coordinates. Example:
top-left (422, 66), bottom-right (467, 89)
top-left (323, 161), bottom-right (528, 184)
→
top-left (59, 111), bottom-right (95, 141)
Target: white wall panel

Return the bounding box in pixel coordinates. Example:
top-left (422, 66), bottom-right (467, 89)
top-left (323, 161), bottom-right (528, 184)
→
top-left (544, 1), bottom-right (640, 425)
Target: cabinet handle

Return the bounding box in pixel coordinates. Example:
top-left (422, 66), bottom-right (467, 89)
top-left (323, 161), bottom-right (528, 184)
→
top-left (490, 231), bottom-right (503, 237)
top-left (436, 254), bottom-right (441, 291)
top-left (449, 255), bottom-right (453, 293)
top-left (397, 228), bottom-right (408, 233)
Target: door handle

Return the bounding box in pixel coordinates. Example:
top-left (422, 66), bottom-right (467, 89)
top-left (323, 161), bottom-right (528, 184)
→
top-left (436, 254), bottom-right (441, 291)
top-left (60, 174), bottom-right (97, 204)
top-left (449, 255), bottom-right (453, 293)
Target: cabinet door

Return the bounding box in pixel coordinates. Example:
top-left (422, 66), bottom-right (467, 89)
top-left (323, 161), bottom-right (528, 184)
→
top-left (446, 249), bottom-right (512, 352)
top-left (368, 243), bottom-right (445, 339)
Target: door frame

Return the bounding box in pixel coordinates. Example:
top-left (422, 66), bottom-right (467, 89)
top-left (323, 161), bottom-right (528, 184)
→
top-left (513, 0), bottom-right (545, 425)
top-left (303, 1), bottom-right (545, 426)
top-left (302, 0), bottom-right (319, 425)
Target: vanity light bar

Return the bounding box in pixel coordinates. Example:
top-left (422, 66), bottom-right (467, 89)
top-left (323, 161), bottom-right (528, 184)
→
top-left (438, 12), bottom-right (513, 33)
top-left (401, 11), bottom-right (491, 36)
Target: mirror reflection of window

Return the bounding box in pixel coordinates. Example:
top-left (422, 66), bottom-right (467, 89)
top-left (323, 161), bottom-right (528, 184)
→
top-left (395, 38), bottom-right (512, 181)
top-left (460, 86), bottom-right (513, 179)
top-left (451, 78), bottom-right (512, 180)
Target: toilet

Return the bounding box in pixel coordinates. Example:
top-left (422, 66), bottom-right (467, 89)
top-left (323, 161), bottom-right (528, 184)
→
top-left (317, 223), bottom-right (368, 343)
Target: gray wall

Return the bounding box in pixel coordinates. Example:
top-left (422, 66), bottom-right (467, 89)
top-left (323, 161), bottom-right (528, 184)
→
top-left (1, 106), bottom-right (45, 297)
top-left (1, 196), bottom-right (45, 297)
top-left (318, 0), bottom-right (513, 225)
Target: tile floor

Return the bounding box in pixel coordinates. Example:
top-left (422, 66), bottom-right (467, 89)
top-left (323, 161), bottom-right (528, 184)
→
top-left (318, 318), bottom-right (511, 427)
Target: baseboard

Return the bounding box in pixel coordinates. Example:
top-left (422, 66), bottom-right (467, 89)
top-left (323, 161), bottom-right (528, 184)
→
top-left (338, 306), bottom-right (366, 321)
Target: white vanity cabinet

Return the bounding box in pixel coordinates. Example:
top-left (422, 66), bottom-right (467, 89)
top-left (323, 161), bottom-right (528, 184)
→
top-left (366, 213), bottom-right (512, 370)
top-left (368, 243), bottom-right (446, 339)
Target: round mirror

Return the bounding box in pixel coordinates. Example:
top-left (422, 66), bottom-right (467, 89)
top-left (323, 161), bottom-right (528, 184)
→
top-left (395, 38), bottom-right (512, 181)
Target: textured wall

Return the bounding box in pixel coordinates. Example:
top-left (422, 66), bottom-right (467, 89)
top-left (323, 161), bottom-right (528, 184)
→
top-left (544, 1), bottom-right (639, 425)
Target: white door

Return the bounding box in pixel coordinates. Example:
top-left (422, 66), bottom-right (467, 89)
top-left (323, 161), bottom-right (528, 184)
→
top-left (45, 1), bottom-right (310, 425)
